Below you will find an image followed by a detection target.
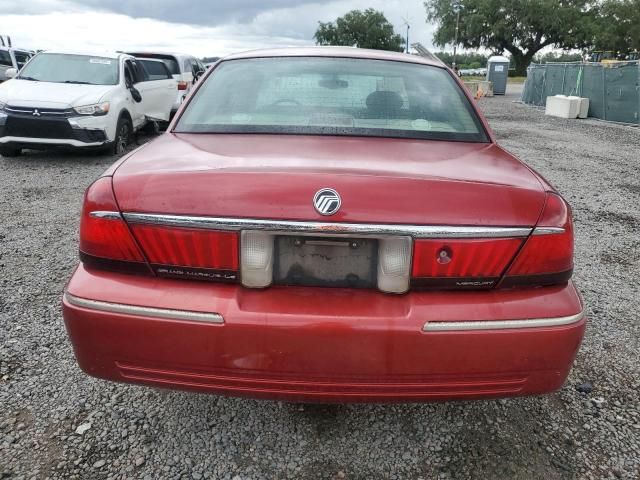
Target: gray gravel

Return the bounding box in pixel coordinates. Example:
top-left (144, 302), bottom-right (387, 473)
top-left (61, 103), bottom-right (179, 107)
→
top-left (1, 90), bottom-right (639, 480)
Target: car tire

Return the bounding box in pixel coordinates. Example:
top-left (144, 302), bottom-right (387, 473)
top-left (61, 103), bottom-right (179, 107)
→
top-left (0, 145), bottom-right (22, 157)
top-left (110, 116), bottom-right (132, 156)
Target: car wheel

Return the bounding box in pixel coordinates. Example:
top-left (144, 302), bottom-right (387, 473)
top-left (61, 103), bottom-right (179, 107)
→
top-left (112, 116), bottom-right (132, 155)
top-left (0, 145), bottom-right (22, 157)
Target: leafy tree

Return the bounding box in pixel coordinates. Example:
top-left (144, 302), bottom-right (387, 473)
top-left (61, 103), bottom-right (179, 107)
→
top-left (314, 9), bottom-right (405, 52)
top-left (594, 0), bottom-right (640, 53)
top-left (425, 0), bottom-right (597, 75)
top-left (534, 52), bottom-right (584, 63)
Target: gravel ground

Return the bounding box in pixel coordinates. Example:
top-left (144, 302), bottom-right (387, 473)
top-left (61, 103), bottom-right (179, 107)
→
top-left (1, 90), bottom-right (639, 480)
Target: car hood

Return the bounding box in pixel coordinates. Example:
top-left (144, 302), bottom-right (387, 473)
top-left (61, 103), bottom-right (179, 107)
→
top-left (0, 79), bottom-right (116, 108)
top-left (113, 133), bottom-right (547, 227)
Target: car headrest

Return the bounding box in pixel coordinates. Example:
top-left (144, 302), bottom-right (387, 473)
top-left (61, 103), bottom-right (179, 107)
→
top-left (365, 90), bottom-right (404, 112)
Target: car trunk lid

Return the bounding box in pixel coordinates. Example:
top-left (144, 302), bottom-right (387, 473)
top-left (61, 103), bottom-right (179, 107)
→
top-left (113, 133), bottom-right (546, 227)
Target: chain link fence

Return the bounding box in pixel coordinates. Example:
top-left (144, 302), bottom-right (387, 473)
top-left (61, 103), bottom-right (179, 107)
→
top-left (521, 62), bottom-right (640, 124)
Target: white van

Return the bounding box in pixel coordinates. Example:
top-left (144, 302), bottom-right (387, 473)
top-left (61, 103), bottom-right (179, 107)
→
top-left (125, 52), bottom-right (206, 117)
top-left (0, 50), bottom-right (177, 156)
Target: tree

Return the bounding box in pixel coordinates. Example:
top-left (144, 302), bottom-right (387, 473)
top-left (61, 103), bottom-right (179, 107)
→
top-left (534, 52), bottom-right (584, 63)
top-left (425, 0), bottom-right (597, 75)
top-left (314, 9), bottom-right (405, 52)
top-left (594, 0), bottom-right (640, 53)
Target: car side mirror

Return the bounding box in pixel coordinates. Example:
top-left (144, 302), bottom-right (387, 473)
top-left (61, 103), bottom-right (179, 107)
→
top-left (129, 86), bottom-right (142, 103)
top-left (5, 68), bottom-right (17, 79)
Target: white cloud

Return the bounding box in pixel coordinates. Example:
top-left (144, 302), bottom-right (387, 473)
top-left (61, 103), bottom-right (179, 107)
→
top-left (4, 0), bottom-right (439, 58)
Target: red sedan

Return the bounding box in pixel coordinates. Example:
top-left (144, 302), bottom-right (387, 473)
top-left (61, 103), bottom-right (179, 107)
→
top-left (62, 48), bottom-right (585, 403)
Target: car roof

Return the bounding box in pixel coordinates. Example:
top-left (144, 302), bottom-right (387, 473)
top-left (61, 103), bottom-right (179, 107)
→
top-left (125, 51), bottom-right (193, 60)
top-left (222, 46), bottom-right (445, 68)
top-left (136, 57), bottom-right (167, 63)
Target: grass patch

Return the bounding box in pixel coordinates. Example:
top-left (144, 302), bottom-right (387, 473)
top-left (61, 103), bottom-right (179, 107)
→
top-left (461, 75), bottom-right (527, 84)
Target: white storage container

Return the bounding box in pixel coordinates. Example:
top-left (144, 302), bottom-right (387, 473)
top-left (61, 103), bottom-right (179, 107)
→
top-left (545, 95), bottom-right (580, 119)
top-left (568, 96), bottom-right (590, 119)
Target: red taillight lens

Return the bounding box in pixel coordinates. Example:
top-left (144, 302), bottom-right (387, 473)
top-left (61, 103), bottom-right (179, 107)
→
top-left (411, 238), bottom-right (523, 289)
top-left (177, 81), bottom-right (188, 90)
top-left (79, 177), bottom-right (145, 264)
top-left (503, 193), bottom-right (574, 287)
top-left (130, 224), bottom-right (238, 271)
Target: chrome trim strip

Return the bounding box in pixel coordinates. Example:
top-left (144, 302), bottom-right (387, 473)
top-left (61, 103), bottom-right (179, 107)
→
top-left (90, 211), bottom-right (122, 220)
top-left (423, 311), bottom-right (584, 332)
top-left (532, 227), bottom-right (565, 235)
top-left (6, 107), bottom-right (72, 115)
top-left (122, 213), bottom-right (532, 239)
top-left (64, 293), bottom-right (224, 324)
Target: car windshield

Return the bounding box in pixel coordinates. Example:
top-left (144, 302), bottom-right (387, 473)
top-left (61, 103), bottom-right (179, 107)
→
top-left (175, 56), bottom-right (488, 142)
top-left (17, 53), bottom-right (119, 85)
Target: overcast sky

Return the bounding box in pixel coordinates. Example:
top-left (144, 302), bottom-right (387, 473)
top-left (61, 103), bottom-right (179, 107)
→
top-left (0, 0), bottom-right (439, 57)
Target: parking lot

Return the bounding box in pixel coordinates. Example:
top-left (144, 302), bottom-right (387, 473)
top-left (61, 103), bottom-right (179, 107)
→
top-left (1, 88), bottom-right (639, 480)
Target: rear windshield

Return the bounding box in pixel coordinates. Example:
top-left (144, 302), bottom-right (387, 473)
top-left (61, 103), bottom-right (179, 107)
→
top-left (175, 57), bottom-right (488, 142)
top-left (130, 53), bottom-right (180, 75)
top-left (138, 59), bottom-right (171, 80)
top-left (18, 53), bottom-right (118, 85)
top-left (14, 51), bottom-right (32, 69)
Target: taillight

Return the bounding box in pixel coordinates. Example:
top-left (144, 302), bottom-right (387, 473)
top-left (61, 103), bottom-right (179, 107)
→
top-left (502, 193), bottom-right (573, 287)
top-left (79, 178), bottom-right (239, 282)
top-left (411, 238), bottom-right (523, 290)
top-left (177, 81), bottom-right (188, 90)
top-left (79, 177), bottom-right (147, 272)
top-left (130, 224), bottom-right (238, 274)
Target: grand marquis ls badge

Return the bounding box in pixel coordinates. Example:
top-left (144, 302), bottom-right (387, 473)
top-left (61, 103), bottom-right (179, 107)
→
top-left (313, 188), bottom-right (341, 216)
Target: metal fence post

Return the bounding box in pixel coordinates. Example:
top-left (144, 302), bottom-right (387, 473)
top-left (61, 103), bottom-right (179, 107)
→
top-left (602, 66), bottom-right (607, 121)
top-left (540, 66), bottom-right (547, 106)
top-left (637, 62), bottom-right (640, 124)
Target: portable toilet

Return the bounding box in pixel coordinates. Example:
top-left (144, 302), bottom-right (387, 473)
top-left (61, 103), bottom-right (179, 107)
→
top-left (486, 55), bottom-right (510, 95)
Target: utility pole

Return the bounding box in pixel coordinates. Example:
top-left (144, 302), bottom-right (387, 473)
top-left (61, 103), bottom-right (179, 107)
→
top-left (452, 1), bottom-right (462, 69)
top-left (402, 15), bottom-right (410, 54)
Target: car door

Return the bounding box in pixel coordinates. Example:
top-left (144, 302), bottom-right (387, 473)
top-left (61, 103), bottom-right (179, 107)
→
top-left (124, 59), bottom-right (146, 128)
top-left (191, 58), bottom-right (206, 83)
top-left (0, 49), bottom-right (12, 81)
top-left (182, 57), bottom-right (195, 87)
top-left (134, 59), bottom-right (177, 121)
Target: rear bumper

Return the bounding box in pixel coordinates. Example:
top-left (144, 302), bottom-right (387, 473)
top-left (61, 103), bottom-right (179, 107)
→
top-left (62, 264), bottom-right (586, 403)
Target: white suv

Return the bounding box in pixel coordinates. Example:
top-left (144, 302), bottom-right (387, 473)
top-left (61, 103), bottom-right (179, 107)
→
top-left (0, 50), bottom-right (177, 156)
top-left (125, 52), bottom-right (206, 117)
